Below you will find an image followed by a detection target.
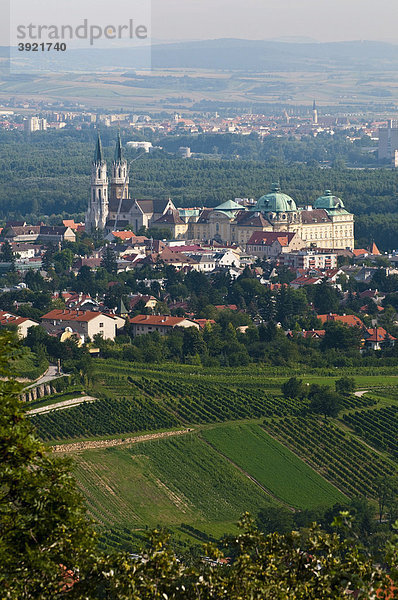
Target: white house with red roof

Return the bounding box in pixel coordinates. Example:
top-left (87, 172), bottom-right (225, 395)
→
top-left (362, 327), bottom-right (396, 351)
top-left (41, 309), bottom-right (117, 342)
top-left (129, 314), bottom-right (199, 336)
top-left (0, 310), bottom-right (39, 338)
top-left (246, 231), bottom-right (305, 258)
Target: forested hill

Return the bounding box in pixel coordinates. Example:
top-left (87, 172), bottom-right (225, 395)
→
top-left (0, 129), bottom-right (397, 249)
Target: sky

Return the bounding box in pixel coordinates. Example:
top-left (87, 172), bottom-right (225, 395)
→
top-left (2, 0), bottom-right (398, 46)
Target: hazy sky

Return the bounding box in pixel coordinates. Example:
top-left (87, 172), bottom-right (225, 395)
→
top-left (2, 0), bottom-right (398, 45)
top-left (151, 0), bottom-right (398, 43)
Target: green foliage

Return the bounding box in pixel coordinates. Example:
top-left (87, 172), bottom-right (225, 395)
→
top-left (308, 384), bottom-right (341, 418)
top-left (0, 129), bottom-right (398, 249)
top-left (0, 331), bottom-right (96, 599)
top-left (281, 376), bottom-right (306, 399)
top-left (335, 376), bottom-right (356, 395)
top-left (89, 514), bottom-right (392, 599)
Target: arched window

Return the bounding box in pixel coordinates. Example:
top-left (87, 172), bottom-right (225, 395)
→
top-left (98, 168), bottom-right (101, 179)
top-left (99, 189), bottom-right (101, 200)
top-left (119, 167), bottom-right (122, 178)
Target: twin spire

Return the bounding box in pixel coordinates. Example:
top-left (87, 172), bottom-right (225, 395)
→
top-left (93, 131), bottom-right (124, 164)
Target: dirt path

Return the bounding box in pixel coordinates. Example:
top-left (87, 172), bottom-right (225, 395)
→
top-left (27, 396), bottom-right (97, 415)
top-left (52, 428), bottom-right (195, 453)
top-left (354, 390), bottom-right (369, 397)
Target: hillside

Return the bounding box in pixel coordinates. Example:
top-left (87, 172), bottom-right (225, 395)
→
top-left (27, 360), bottom-right (398, 551)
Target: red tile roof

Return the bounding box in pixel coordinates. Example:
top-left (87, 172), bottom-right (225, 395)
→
top-left (41, 309), bottom-right (106, 323)
top-left (214, 304), bottom-right (238, 311)
top-left (193, 319), bottom-right (216, 329)
top-left (129, 315), bottom-right (192, 327)
top-left (317, 314), bottom-right (364, 328)
top-left (247, 231), bottom-right (296, 246)
top-left (0, 310), bottom-right (36, 327)
top-left (111, 231), bottom-right (137, 241)
top-left (365, 327), bottom-right (396, 342)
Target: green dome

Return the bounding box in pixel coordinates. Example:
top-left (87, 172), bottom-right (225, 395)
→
top-left (214, 199), bottom-right (244, 212)
top-left (255, 184), bottom-right (297, 213)
top-left (315, 190), bottom-right (345, 210)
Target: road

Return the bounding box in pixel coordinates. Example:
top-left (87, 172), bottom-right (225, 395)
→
top-left (24, 366), bottom-right (66, 390)
top-left (27, 396), bottom-right (97, 416)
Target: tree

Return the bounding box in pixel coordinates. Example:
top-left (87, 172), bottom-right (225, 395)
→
top-left (322, 321), bottom-right (362, 351)
top-left (308, 384), bottom-right (340, 418)
top-left (101, 246), bottom-right (117, 275)
top-left (335, 376), bottom-right (356, 396)
top-left (182, 327), bottom-right (206, 357)
top-left (374, 475), bottom-right (398, 524)
top-left (0, 240), bottom-right (14, 263)
top-left (0, 240), bottom-right (15, 270)
top-left (0, 331), bottom-right (96, 598)
top-left (281, 377), bottom-right (306, 399)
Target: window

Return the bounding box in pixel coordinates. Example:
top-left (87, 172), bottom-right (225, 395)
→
top-left (99, 322), bottom-right (104, 328)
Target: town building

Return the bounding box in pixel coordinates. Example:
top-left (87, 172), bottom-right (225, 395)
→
top-left (190, 186), bottom-right (354, 250)
top-left (0, 310), bottom-right (39, 338)
top-left (1, 224), bottom-right (75, 244)
top-left (129, 314), bottom-right (199, 336)
top-left (280, 250), bottom-right (338, 270)
top-left (246, 231), bottom-right (305, 258)
top-left (378, 120), bottom-right (398, 161)
top-left (41, 309), bottom-right (118, 342)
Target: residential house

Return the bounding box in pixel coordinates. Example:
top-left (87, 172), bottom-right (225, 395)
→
top-left (0, 310), bottom-right (39, 338)
top-left (129, 314), bottom-right (199, 336)
top-left (246, 231), bottom-right (305, 259)
top-left (41, 309), bottom-right (117, 341)
top-left (280, 250), bottom-right (337, 270)
top-left (129, 294), bottom-right (158, 311)
top-left (362, 327), bottom-right (396, 351)
top-left (317, 313), bottom-right (364, 329)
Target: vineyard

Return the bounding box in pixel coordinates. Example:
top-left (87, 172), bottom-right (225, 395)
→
top-left (343, 406), bottom-right (398, 457)
top-left (31, 397), bottom-right (178, 442)
top-left (202, 424), bottom-right (346, 509)
top-left (73, 435), bottom-right (275, 544)
top-left (263, 416), bottom-right (396, 498)
top-left (31, 360), bottom-right (381, 442)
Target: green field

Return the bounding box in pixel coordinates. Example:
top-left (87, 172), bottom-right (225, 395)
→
top-left (74, 434), bottom-right (277, 543)
top-left (26, 361), bottom-right (398, 550)
top-left (202, 424), bottom-right (346, 509)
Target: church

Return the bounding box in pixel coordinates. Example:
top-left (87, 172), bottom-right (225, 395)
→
top-left (86, 135), bottom-right (354, 251)
top-left (86, 133), bottom-right (181, 234)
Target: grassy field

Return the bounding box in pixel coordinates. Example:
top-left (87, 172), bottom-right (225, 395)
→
top-left (202, 423), bottom-right (346, 509)
top-left (51, 368), bottom-right (398, 551)
top-left (73, 434), bottom-right (277, 543)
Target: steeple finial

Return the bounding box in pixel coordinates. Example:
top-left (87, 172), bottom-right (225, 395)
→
top-left (313, 99), bottom-right (316, 111)
top-left (114, 130), bottom-right (123, 162)
top-left (94, 131), bottom-right (104, 163)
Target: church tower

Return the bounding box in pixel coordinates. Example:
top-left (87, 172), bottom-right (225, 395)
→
top-left (312, 100), bottom-right (318, 125)
top-left (110, 131), bottom-right (129, 204)
top-left (86, 132), bottom-right (109, 232)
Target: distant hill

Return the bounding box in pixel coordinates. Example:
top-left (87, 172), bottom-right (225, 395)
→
top-left (6, 39), bottom-right (398, 73)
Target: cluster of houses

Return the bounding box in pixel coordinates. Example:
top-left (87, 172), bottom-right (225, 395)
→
top-left (1, 279), bottom-right (395, 352)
